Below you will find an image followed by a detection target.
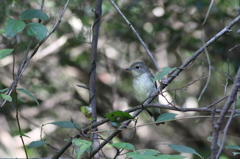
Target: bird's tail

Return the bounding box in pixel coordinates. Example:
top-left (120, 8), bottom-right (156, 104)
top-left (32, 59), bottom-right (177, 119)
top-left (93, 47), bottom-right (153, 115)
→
top-left (153, 113), bottom-right (164, 125)
top-left (147, 108), bottom-right (164, 125)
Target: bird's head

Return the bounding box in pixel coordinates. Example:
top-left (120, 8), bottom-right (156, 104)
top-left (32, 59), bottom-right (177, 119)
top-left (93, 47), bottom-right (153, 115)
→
top-left (125, 62), bottom-right (150, 77)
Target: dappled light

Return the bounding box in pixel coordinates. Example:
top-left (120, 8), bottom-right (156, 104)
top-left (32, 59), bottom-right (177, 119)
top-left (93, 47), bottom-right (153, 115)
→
top-left (0, 0), bottom-right (240, 159)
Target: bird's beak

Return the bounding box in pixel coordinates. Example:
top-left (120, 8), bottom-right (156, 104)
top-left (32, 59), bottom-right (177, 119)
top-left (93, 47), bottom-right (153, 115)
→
top-left (125, 68), bottom-right (132, 71)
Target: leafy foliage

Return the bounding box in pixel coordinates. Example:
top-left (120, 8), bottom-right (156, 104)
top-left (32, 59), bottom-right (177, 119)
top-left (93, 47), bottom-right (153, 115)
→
top-left (104, 111), bottom-right (134, 123)
top-left (168, 144), bottom-right (202, 158)
top-left (16, 88), bottom-right (39, 106)
top-left (0, 49), bottom-right (14, 59)
top-left (4, 19), bottom-right (26, 37)
top-left (111, 142), bottom-right (135, 151)
top-left (20, 9), bottom-right (49, 21)
top-left (156, 113), bottom-right (178, 123)
top-left (4, 9), bottom-right (48, 40)
top-left (28, 141), bottom-right (45, 149)
top-left (27, 23), bottom-right (48, 40)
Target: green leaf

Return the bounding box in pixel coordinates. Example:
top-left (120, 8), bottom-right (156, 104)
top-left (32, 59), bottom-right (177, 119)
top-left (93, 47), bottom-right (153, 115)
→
top-left (16, 88), bottom-right (39, 106)
top-left (72, 139), bottom-right (92, 159)
top-left (104, 111), bottom-right (134, 123)
top-left (152, 67), bottom-right (176, 82)
top-left (111, 142), bottom-right (135, 151)
top-left (27, 23), bottom-right (48, 41)
top-left (134, 149), bottom-right (161, 155)
top-left (20, 132), bottom-right (30, 138)
top-left (225, 145), bottom-right (240, 150)
top-left (126, 153), bottom-right (185, 159)
top-left (4, 19), bottom-right (26, 37)
top-left (207, 137), bottom-right (221, 147)
top-left (168, 144), bottom-right (202, 158)
top-left (0, 49), bottom-right (14, 60)
top-left (0, 88), bottom-right (8, 93)
top-left (20, 9), bottom-right (49, 21)
top-left (0, 30), bottom-right (4, 34)
top-left (45, 121), bottom-right (80, 129)
top-left (233, 152), bottom-right (240, 156)
top-left (111, 122), bottom-right (119, 127)
top-left (233, 114), bottom-right (240, 117)
top-left (126, 153), bottom-right (159, 159)
top-left (28, 141), bottom-right (45, 149)
top-left (156, 113), bottom-right (178, 122)
top-left (0, 94), bottom-right (12, 102)
top-left (126, 149), bottom-right (186, 159)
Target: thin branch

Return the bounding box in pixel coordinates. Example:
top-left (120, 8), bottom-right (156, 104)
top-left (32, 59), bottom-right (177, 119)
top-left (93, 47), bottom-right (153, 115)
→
top-left (211, 66), bottom-right (234, 81)
top-left (14, 90), bottom-right (28, 159)
top-left (202, 0), bottom-right (215, 25)
top-left (89, 0), bottom-right (103, 159)
top-left (109, 0), bottom-right (160, 71)
top-left (46, 143), bottom-right (74, 158)
top-left (165, 75), bottom-right (208, 92)
top-left (77, 85), bottom-right (89, 90)
top-left (211, 67), bottom-right (240, 159)
top-left (216, 101), bottom-right (236, 158)
top-left (207, 96), bottom-right (229, 109)
top-left (229, 43), bottom-right (240, 51)
top-left (198, 30), bottom-right (211, 101)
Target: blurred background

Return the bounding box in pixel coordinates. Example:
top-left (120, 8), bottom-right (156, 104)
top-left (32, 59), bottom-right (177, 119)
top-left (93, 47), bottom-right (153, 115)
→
top-left (0, 0), bottom-right (240, 158)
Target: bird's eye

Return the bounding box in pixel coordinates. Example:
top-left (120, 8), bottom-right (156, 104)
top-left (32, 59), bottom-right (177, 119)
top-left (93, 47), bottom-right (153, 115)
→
top-left (136, 66), bottom-right (139, 69)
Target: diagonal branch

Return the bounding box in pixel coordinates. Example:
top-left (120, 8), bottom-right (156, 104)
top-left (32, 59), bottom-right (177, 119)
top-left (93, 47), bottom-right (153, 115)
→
top-left (160, 15), bottom-right (240, 91)
top-left (109, 0), bottom-right (160, 71)
top-left (53, 9), bottom-right (240, 159)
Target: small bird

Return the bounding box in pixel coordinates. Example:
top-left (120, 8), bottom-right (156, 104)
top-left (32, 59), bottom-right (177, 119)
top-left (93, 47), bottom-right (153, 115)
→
top-left (126, 62), bottom-right (162, 125)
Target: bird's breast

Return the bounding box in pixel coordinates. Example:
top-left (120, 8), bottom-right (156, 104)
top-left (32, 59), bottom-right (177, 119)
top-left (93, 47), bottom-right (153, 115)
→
top-left (132, 73), bottom-right (156, 102)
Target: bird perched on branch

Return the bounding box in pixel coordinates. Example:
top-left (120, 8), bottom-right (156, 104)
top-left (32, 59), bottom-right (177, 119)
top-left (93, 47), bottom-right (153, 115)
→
top-left (126, 62), bottom-right (163, 125)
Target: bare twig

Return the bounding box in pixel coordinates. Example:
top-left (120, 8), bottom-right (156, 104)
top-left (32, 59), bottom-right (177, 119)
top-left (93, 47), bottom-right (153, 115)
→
top-left (46, 143), bottom-right (74, 158)
top-left (165, 75), bottom-right (208, 92)
top-left (89, 0), bottom-right (103, 159)
top-left (211, 67), bottom-right (240, 159)
top-left (77, 85), bottom-right (89, 90)
top-left (202, 0), bottom-right (215, 25)
top-left (229, 44), bottom-right (240, 51)
top-left (14, 90), bottom-right (28, 159)
top-left (109, 0), bottom-right (160, 71)
top-left (216, 101), bottom-right (236, 158)
top-left (207, 96), bottom-right (229, 109)
top-left (211, 66), bottom-right (234, 81)
top-left (198, 30), bottom-right (211, 101)
top-left (210, 107), bottom-right (217, 159)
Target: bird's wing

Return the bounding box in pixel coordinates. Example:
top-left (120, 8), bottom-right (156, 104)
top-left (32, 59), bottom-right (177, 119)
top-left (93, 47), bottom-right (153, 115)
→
top-left (148, 71), bottom-right (158, 89)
